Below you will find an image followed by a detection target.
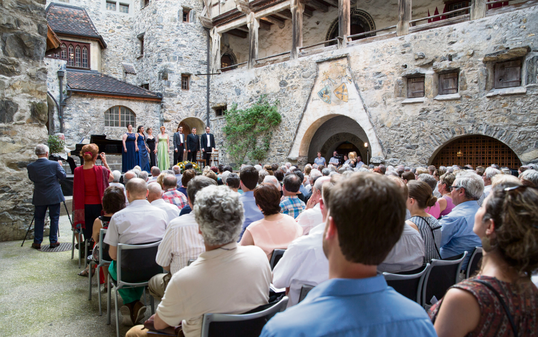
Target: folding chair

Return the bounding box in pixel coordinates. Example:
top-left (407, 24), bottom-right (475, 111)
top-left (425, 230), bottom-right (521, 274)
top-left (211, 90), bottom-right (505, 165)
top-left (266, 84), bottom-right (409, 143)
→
top-left (107, 241), bottom-right (162, 337)
top-left (466, 247), bottom-right (483, 279)
top-left (298, 284), bottom-right (315, 303)
top-left (88, 228), bottom-right (112, 315)
top-left (421, 251), bottom-right (468, 308)
top-left (71, 223), bottom-right (87, 268)
top-left (200, 296), bottom-right (288, 337)
top-left (269, 249), bottom-right (286, 270)
top-left (383, 264), bottom-right (430, 305)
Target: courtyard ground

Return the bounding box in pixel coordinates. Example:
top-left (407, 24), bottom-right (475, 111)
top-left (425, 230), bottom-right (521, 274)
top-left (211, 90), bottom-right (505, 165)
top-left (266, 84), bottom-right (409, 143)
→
top-left (0, 215), bottom-right (150, 337)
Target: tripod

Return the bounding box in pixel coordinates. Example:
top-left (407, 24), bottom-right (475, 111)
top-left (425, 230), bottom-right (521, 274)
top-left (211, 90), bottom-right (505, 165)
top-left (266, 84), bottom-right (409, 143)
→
top-left (21, 201), bottom-right (73, 247)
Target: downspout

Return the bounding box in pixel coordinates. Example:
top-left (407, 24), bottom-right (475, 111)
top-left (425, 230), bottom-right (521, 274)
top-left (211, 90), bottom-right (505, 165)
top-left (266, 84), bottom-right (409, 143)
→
top-left (57, 70), bottom-right (65, 133)
top-left (206, 28), bottom-right (210, 128)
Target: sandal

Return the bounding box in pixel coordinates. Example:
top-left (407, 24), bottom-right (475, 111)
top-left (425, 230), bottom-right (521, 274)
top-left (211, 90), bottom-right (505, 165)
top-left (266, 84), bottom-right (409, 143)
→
top-left (78, 268), bottom-right (89, 277)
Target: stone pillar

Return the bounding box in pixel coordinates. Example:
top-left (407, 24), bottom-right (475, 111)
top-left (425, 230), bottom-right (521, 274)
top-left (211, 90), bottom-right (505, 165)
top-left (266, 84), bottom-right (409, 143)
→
top-left (247, 13), bottom-right (259, 69)
top-left (397, 0), bottom-right (412, 36)
top-left (291, 0), bottom-right (304, 59)
top-left (338, 0), bottom-right (350, 47)
top-left (210, 27), bottom-right (221, 72)
top-left (470, 0), bottom-right (486, 20)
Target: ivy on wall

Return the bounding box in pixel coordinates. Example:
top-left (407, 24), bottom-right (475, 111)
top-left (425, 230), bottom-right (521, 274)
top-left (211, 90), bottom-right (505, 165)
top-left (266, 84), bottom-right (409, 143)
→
top-left (223, 95), bottom-right (281, 165)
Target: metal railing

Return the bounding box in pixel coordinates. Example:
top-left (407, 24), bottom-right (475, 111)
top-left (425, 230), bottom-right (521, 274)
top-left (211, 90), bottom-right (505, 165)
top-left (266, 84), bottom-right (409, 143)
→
top-left (255, 50), bottom-right (291, 63)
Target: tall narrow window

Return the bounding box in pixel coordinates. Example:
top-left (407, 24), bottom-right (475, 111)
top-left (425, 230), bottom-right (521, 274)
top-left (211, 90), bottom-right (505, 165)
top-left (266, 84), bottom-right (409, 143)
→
top-left (494, 60), bottom-right (522, 89)
top-left (75, 46), bottom-right (81, 67)
top-left (68, 45), bottom-right (74, 66)
top-left (60, 44), bottom-right (67, 59)
top-left (181, 74), bottom-right (190, 90)
top-left (82, 47), bottom-right (88, 68)
top-left (439, 71), bottom-right (459, 95)
top-left (138, 34), bottom-right (144, 56)
top-left (183, 9), bottom-right (190, 22)
top-left (407, 76), bottom-right (425, 98)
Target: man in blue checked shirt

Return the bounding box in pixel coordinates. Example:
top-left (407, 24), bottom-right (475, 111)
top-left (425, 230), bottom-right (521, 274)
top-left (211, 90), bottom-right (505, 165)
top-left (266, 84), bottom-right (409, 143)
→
top-left (279, 173), bottom-right (306, 219)
top-left (261, 173), bottom-right (437, 337)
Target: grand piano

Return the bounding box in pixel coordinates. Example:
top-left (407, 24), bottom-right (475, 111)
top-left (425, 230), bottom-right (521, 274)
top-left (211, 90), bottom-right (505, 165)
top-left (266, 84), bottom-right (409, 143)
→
top-left (70, 134), bottom-right (123, 166)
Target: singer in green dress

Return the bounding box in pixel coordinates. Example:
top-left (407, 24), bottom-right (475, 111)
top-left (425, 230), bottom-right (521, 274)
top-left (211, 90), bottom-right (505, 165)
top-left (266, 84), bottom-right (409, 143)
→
top-left (157, 125), bottom-right (170, 171)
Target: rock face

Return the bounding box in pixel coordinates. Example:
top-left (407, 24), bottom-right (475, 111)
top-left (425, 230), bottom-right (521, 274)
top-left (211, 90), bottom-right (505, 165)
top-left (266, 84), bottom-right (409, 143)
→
top-left (0, 0), bottom-right (49, 241)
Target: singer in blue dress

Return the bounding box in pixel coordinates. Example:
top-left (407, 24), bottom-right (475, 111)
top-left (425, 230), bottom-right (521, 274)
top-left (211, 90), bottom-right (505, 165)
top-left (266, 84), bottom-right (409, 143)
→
top-left (136, 126), bottom-right (150, 172)
top-left (122, 124), bottom-right (137, 172)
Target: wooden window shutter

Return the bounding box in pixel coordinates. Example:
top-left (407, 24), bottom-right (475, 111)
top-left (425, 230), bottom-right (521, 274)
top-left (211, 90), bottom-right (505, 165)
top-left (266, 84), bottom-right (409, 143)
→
top-left (439, 72), bottom-right (459, 95)
top-left (407, 77), bottom-right (425, 98)
top-left (495, 60), bottom-right (521, 89)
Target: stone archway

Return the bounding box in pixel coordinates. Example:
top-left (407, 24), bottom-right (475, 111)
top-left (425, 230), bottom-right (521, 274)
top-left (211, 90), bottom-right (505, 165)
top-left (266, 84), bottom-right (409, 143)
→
top-left (319, 133), bottom-right (366, 161)
top-left (178, 117), bottom-right (205, 136)
top-left (429, 134), bottom-right (522, 169)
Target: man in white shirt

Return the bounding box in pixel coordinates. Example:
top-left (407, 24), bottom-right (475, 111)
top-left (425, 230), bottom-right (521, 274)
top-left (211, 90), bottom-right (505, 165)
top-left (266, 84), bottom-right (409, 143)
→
top-left (104, 178), bottom-right (168, 326)
top-left (296, 176), bottom-right (329, 235)
top-left (377, 223), bottom-right (425, 273)
top-left (127, 185), bottom-right (271, 337)
top-left (272, 176), bottom-right (337, 307)
top-left (329, 151), bottom-right (340, 166)
top-left (148, 176), bottom-right (216, 300)
top-left (147, 183), bottom-right (179, 223)
top-left (148, 166), bottom-right (160, 183)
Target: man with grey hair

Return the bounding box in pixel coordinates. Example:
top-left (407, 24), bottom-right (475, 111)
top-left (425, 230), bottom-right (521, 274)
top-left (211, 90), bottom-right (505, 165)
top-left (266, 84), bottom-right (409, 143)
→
top-left (104, 178), bottom-right (168, 326)
top-left (148, 176), bottom-right (216, 301)
top-left (172, 165), bottom-right (182, 187)
top-left (520, 169), bottom-right (538, 187)
top-left (138, 171), bottom-right (149, 182)
top-left (147, 183), bottom-right (179, 223)
top-left (148, 166), bottom-right (160, 182)
top-left (296, 176), bottom-right (330, 235)
top-left (162, 174), bottom-right (187, 210)
top-left (439, 171), bottom-right (483, 269)
top-left (127, 185), bottom-right (271, 337)
top-left (263, 175), bottom-right (281, 191)
top-left (482, 166), bottom-right (501, 197)
top-left (27, 144), bottom-right (66, 249)
top-left (124, 170), bottom-right (137, 185)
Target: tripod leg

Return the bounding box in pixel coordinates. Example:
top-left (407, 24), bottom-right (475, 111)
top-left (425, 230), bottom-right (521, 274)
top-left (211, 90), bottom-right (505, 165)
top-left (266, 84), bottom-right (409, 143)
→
top-left (63, 200), bottom-right (73, 226)
top-left (21, 217), bottom-right (35, 247)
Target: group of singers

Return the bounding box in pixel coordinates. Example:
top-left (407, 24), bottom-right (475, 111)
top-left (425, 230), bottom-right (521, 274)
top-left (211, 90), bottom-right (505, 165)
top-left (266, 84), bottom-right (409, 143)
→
top-left (121, 124), bottom-right (215, 173)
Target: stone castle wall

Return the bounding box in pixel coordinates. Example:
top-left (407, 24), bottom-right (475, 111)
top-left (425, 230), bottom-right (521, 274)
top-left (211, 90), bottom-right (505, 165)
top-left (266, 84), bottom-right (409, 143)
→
top-left (211, 5), bottom-right (538, 167)
top-left (0, 0), bottom-right (49, 241)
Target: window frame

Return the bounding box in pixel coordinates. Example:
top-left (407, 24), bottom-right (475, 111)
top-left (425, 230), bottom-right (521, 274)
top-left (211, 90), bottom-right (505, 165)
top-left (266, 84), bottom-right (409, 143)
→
top-left (181, 74), bottom-right (190, 90)
top-left (119, 3), bottom-right (130, 13)
top-left (49, 40), bottom-right (91, 70)
top-left (214, 105), bottom-right (227, 117)
top-left (106, 1), bottom-right (117, 11)
top-left (407, 76), bottom-right (425, 98)
top-left (104, 106), bottom-right (136, 128)
top-left (494, 59), bottom-right (522, 89)
top-left (183, 9), bottom-right (191, 23)
top-left (438, 71), bottom-right (459, 95)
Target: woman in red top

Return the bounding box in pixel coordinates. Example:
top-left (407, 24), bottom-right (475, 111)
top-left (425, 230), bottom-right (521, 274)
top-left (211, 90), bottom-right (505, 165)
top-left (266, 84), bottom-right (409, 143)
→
top-left (429, 182), bottom-right (538, 337)
top-left (73, 144), bottom-right (112, 275)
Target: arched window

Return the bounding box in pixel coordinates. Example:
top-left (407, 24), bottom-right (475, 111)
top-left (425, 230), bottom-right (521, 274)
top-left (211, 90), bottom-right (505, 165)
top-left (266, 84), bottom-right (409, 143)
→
top-left (75, 46), bottom-right (81, 67)
top-left (82, 47), bottom-right (88, 68)
top-left (326, 9), bottom-right (376, 45)
top-left (60, 44), bottom-right (67, 59)
top-left (104, 106), bottom-right (136, 127)
top-left (221, 52), bottom-right (237, 72)
top-left (68, 45), bottom-right (74, 66)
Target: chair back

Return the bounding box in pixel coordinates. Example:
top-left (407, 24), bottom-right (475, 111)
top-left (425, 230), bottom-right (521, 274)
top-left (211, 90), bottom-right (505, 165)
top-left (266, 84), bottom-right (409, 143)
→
top-left (422, 251), bottom-right (468, 306)
top-left (99, 228), bottom-right (112, 263)
top-left (383, 264), bottom-right (429, 305)
top-left (270, 249), bottom-right (286, 270)
top-left (117, 240), bottom-right (162, 285)
top-left (201, 296), bottom-right (288, 337)
top-left (298, 284), bottom-right (315, 303)
top-left (466, 247), bottom-right (483, 279)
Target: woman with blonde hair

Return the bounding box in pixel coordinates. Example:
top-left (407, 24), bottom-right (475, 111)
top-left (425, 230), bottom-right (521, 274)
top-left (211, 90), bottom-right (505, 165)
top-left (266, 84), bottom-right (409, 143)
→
top-left (73, 143), bottom-right (112, 276)
top-left (157, 125), bottom-right (170, 171)
top-left (430, 182), bottom-right (538, 336)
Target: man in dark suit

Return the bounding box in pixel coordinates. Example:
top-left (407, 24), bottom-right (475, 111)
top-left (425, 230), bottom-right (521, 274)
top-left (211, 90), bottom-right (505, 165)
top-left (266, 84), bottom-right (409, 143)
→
top-left (186, 127), bottom-right (199, 163)
top-left (27, 144), bottom-right (66, 249)
top-left (200, 126), bottom-right (215, 167)
top-left (173, 125), bottom-right (186, 164)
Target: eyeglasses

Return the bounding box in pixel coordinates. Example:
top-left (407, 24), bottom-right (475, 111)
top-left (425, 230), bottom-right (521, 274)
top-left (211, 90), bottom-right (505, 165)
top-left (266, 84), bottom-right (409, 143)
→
top-left (449, 185), bottom-right (463, 192)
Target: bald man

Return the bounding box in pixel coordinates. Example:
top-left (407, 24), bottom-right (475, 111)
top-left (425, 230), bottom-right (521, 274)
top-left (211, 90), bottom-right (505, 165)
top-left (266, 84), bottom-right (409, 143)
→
top-left (104, 178), bottom-right (168, 326)
top-left (148, 183), bottom-right (180, 223)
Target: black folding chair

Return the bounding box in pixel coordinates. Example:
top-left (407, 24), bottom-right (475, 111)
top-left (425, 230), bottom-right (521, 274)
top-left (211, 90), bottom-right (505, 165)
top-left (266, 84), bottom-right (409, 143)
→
top-left (421, 252), bottom-right (468, 308)
top-left (269, 249), bottom-right (286, 270)
top-left (383, 264), bottom-right (430, 305)
top-left (466, 247), bottom-right (483, 279)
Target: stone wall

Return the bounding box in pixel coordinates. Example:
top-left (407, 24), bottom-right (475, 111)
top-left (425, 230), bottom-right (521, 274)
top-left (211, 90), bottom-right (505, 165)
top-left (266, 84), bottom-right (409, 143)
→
top-left (0, 0), bottom-right (49, 241)
top-left (211, 4), bottom-right (538, 167)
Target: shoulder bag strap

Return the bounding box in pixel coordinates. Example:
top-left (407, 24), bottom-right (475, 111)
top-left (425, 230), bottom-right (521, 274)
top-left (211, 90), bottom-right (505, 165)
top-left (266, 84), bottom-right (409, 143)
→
top-left (416, 216), bottom-right (442, 258)
top-left (471, 279), bottom-right (518, 337)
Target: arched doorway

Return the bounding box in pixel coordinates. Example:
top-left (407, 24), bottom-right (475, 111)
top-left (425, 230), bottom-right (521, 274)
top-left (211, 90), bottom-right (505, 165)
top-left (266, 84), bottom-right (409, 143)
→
top-left (221, 51), bottom-right (237, 72)
top-left (430, 135), bottom-right (522, 169)
top-left (326, 9), bottom-right (376, 45)
top-left (177, 117), bottom-right (205, 136)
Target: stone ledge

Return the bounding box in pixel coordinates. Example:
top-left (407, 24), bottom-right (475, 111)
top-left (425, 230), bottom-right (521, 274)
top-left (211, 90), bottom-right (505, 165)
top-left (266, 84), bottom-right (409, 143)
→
top-left (402, 97), bottom-right (425, 104)
top-left (434, 93), bottom-right (461, 101)
top-left (486, 87), bottom-right (527, 97)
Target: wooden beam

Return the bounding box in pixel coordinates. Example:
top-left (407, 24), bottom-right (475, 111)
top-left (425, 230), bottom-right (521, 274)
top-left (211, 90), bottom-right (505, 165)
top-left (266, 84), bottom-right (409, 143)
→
top-left (227, 29), bottom-right (248, 38)
top-left (323, 0), bottom-right (338, 7)
top-left (247, 13), bottom-right (259, 69)
top-left (470, 0), bottom-right (486, 20)
top-left (303, 7), bottom-right (313, 17)
top-left (236, 26), bottom-right (249, 32)
top-left (291, 0), bottom-right (304, 59)
top-left (338, 0), bottom-right (350, 42)
top-left (397, 0), bottom-right (411, 36)
top-left (277, 9), bottom-right (293, 19)
top-left (308, 0), bottom-right (328, 13)
top-left (261, 15), bottom-right (285, 28)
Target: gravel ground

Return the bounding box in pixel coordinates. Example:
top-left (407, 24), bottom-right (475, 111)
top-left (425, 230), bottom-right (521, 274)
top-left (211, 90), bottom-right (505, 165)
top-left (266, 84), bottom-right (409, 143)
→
top-left (0, 215), bottom-right (153, 337)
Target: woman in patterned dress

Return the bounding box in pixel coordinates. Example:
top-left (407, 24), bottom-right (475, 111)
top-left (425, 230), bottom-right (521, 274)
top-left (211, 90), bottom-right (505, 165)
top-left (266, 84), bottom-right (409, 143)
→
top-left (429, 182), bottom-right (538, 337)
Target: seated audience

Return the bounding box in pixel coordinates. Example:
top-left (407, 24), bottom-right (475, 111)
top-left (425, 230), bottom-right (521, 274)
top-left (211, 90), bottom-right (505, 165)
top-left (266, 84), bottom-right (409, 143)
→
top-left (178, 169), bottom-right (195, 202)
top-left (225, 173), bottom-right (240, 193)
top-left (104, 178), bottom-right (168, 326)
top-left (263, 175), bottom-right (281, 192)
top-left (148, 176), bottom-right (216, 300)
top-left (148, 166), bottom-right (160, 183)
top-left (261, 172), bottom-right (437, 337)
top-left (147, 183), bottom-right (179, 223)
top-left (418, 174), bottom-right (441, 219)
top-left (172, 166), bottom-right (182, 187)
top-left (162, 174), bottom-right (187, 210)
top-left (127, 185), bottom-right (271, 337)
top-left (279, 173), bottom-right (306, 219)
top-left (406, 180), bottom-right (442, 261)
top-left (439, 171), bottom-right (483, 269)
top-left (240, 183), bottom-right (302, 260)
top-left (402, 171), bottom-right (415, 184)
top-left (438, 173), bottom-right (456, 217)
top-left (238, 165), bottom-right (264, 239)
top-left (296, 177), bottom-right (329, 235)
top-left (520, 169), bottom-right (538, 187)
top-left (429, 183), bottom-right (538, 337)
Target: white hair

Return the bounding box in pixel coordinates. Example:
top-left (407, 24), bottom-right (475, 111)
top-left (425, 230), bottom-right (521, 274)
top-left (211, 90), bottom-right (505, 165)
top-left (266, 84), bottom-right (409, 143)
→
top-left (263, 175), bottom-right (281, 191)
top-left (454, 171), bottom-right (484, 200)
top-left (254, 165), bottom-right (262, 172)
top-left (35, 144), bottom-right (49, 156)
top-left (484, 167), bottom-right (501, 179)
top-left (313, 176), bottom-right (330, 192)
top-left (138, 171), bottom-right (149, 181)
top-left (520, 169), bottom-right (538, 187)
top-left (112, 170), bottom-right (122, 182)
top-left (221, 170), bottom-right (231, 184)
top-left (194, 185), bottom-right (244, 246)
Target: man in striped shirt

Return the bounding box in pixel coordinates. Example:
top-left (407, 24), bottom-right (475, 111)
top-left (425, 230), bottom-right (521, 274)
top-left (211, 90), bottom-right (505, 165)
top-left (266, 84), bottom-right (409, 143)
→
top-left (148, 176), bottom-right (217, 300)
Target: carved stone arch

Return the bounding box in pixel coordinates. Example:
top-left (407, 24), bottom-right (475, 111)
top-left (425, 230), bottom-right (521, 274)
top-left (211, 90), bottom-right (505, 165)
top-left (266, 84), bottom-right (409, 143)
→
top-left (325, 8), bottom-right (376, 43)
top-left (221, 48), bottom-right (237, 71)
top-left (177, 117), bottom-right (205, 136)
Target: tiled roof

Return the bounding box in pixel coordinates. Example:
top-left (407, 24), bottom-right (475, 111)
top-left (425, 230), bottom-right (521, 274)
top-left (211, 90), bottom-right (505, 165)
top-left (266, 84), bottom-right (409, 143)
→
top-left (46, 3), bottom-right (107, 48)
top-left (66, 70), bottom-right (162, 101)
